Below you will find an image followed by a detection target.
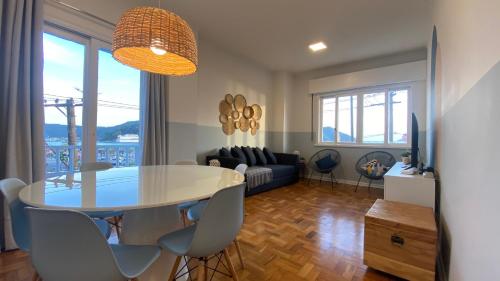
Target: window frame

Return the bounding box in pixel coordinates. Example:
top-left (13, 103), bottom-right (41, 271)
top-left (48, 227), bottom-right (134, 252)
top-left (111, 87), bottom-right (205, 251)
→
top-left (43, 24), bottom-right (142, 170)
top-left (316, 83), bottom-right (412, 148)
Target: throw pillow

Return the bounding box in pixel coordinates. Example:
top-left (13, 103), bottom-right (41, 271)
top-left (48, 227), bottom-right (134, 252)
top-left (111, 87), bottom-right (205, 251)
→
top-left (242, 146), bottom-right (257, 166)
top-left (263, 147), bottom-right (278, 164)
top-left (315, 155), bottom-right (337, 171)
top-left (253, 147), bottom-right (267, 165)
top-left (219, 147), bottom-right (231, 157)
top-left (231, 146), bottom-right (247, 164)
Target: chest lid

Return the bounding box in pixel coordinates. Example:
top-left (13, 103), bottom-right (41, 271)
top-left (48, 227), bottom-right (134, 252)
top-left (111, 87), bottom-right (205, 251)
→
top-left (366, 199), bottom-right (437, 236)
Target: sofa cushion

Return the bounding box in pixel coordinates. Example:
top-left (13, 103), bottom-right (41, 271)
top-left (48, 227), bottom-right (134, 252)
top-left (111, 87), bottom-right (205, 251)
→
top-left (242, 146), bottom-right (257, 166)
top-left (315, 155), bottom-right (337, 171)
top-left (263, 147), bottom-right (278, 164)
top-left (231, 146), bottom-right (247, 164)
top-left (253, 147), bottom-right (267, 165)
top-left (219, 147), bottom-right (231, 157)
top-left (266, 164), bottom-right (296, 179)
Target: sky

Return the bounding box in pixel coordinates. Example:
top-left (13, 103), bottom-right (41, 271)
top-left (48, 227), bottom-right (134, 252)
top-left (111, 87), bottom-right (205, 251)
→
top-left (322, 90), bottom-right (408, 144)
top-left (43, 33), bottom-right (140, 128)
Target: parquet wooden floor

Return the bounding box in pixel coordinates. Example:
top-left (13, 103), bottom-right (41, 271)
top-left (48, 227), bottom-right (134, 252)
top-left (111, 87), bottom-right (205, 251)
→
top-left (0, 180), bottom-right (401, 281)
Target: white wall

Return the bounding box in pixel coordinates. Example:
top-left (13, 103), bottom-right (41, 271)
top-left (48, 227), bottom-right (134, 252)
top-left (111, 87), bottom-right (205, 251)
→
top-left (44, 0), bottom-right (277, 164)
top-left (283, 50), bottom-right (428, 183)
top-left (308, 60), bottom-right (427, 94)
top-left (168, 36), bottom-right (274, 164)
top-left (432, 0), bottom-right (500, 280)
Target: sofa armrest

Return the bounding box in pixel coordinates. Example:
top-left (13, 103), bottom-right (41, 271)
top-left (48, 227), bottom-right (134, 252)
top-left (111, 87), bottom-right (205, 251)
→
top-left (206, 155), bottom-right (243, 169)
top-left (274, 153), bottom-right (299, 166)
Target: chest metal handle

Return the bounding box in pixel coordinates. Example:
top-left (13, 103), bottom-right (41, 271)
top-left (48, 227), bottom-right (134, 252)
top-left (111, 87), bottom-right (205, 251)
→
top-left (391, 234), bottom-right (405, 247)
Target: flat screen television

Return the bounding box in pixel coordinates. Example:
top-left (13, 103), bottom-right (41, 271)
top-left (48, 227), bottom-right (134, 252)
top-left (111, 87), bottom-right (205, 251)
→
top-left (411, 113), bottom-right (419, 168)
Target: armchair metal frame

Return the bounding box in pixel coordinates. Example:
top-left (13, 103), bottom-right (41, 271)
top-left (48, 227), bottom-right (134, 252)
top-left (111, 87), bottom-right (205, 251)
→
top-left (307, 149), bottom-right (341, 190)
top-left (354, 151), bottom-right (396, 192)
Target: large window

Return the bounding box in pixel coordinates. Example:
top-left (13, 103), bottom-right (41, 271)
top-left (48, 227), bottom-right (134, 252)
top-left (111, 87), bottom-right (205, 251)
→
top-left (318, 86), bottom-right (410, 147)
top-left (43, 27), bottom-right (141, 176)
top-left (96, 49), bottom-right (140, 167)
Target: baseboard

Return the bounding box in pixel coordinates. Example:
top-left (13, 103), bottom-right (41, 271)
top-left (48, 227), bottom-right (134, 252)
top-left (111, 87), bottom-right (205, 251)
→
top-left (306, 174), bottom-right (384, 189)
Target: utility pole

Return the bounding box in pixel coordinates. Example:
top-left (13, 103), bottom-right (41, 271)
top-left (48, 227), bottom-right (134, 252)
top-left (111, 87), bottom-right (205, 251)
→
top-left (44, 97), bottom-right (83, 176)
top-left (66, 98), bottom-right (78, 173)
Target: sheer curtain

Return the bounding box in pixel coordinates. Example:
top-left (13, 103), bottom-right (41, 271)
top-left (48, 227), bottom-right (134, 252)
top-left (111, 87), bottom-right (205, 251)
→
top-left (0, 0), bottom-right (45, 250)
top-left (140, 72), bottom-right (169, 165)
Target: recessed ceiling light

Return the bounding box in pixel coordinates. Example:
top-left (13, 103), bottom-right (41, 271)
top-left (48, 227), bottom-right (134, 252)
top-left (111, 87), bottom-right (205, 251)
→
top-left (309, 42), bottom-right (327, 52)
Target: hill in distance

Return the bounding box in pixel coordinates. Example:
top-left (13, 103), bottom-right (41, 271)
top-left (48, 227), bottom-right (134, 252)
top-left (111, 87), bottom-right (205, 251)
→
top-left (45, 120), bottom-right (139, 142)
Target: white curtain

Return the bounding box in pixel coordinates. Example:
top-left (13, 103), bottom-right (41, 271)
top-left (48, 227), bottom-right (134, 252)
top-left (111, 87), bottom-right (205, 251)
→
top-left (0, 0), bottom-right (45, 250)
top-left (140, 72), bottom-right (169, 166)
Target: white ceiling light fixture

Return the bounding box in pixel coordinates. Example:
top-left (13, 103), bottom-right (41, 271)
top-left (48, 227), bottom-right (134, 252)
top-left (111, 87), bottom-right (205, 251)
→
top-left (309, 41), bottom-right (327, 52)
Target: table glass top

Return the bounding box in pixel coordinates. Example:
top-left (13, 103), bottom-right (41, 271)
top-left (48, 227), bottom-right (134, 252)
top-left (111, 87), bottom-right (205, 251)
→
top-left (19, 165), bottom-right (245, 211)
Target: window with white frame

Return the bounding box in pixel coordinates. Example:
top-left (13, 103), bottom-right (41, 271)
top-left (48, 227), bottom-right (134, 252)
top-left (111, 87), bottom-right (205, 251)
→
top-left (318, 85), bottom-right (410, 147)
top-left (43, 26), bottom-right (141, 176)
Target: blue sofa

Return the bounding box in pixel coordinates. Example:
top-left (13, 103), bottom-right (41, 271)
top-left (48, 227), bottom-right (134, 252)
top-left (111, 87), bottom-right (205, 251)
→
top-left (206, 148), bottom-right (299, 196)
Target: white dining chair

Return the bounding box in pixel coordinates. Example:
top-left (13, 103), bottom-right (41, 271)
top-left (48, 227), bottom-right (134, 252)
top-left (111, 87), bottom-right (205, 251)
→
top-left (159, 184), bottom-right (245, 281)
top-left (27, 208), bottom-right (160, 281)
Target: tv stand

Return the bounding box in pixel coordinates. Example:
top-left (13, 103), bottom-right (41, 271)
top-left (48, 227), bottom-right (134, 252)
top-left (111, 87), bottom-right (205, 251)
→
top-left (384, 162), bottom-right (435, 209)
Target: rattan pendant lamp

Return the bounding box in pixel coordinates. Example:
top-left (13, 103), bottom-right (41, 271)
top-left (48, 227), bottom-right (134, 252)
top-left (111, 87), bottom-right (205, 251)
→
top-left (112, 1), bottom-right (198, 76)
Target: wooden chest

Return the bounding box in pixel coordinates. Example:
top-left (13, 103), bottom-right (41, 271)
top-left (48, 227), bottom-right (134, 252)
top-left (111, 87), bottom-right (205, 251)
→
top-left (364, 199), bottom-right (437, 281)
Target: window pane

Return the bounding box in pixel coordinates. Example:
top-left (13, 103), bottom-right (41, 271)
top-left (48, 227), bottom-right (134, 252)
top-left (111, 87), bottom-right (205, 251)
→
top-left (389, 89), bottom-right (408, 144)
top-left (338, 95), bottom-right (357, 143)
top-left (96, 49), bottom-right (141, 167)
top-left (321, 97), bottom-right (336, 142)
top-left (363, 92), bottom-right (385, 143)
top-left (43, 33), bottom-right (85, 176)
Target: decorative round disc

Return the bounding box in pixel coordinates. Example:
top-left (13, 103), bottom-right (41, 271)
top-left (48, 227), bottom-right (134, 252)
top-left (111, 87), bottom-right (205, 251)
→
top-left (225, 94), bottom-right (233, 104)
top-left (219, 100), bottom-right (232, 115)
top-left (250, 119), bottom-right (257, 129)
top-left (251, 104), bottom-right (262, 120)
top-left (234, 95), bottom-right (247, 113)
top-left (251, 127), bottom-right (257, 135)
top-left (219, 114), bottom-right (228, 124)
top-left (231, 110), bottom-right (240, 119)
top-left (255, 122), bottom-right (260, 129)
top-left (243, 106), bottom-right (254, 119)
top-left (239, 117), bottom-right (250, 132)
top-left (222, 121), bottom-right (235, 135)
top-left (235, 120), bottom-right (241, 129)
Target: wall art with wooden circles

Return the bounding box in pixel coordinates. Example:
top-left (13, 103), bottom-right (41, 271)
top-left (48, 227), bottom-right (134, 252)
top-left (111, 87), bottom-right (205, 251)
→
top-left (219, 93), bottom-right (263, 135)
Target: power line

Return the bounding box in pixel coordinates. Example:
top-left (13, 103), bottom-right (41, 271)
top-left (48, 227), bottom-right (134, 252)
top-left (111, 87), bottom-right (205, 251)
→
top-left (44, 94), bottom-right (139, 110)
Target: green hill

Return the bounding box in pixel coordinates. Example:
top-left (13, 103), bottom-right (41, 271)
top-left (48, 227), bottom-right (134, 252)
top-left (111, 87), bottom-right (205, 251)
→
top-left (44, 121), bottom-right (140, 142)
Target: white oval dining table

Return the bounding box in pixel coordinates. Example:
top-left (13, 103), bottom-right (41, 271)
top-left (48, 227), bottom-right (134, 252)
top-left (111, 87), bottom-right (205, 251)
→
top-left (19, 165), bottom-right (245, 281)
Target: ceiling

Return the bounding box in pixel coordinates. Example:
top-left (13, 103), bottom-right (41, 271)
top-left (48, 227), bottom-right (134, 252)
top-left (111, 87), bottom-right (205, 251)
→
top-left (64, 0), bottom-right (431, 72)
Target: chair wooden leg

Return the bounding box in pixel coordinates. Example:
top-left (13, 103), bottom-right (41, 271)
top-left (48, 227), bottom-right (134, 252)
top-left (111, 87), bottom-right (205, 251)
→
top-left (181, 210), bottom-right (188, 227)
top-left (223, 248), bottom-right (239, 281)
top-left (168, 256), bottom-right (182, 281)
top-left (330, 172), bottom-right (334, 191)
top-left (319, 173), bottom-right (323, 184)
top-left (130, 278), bottom-right (138, 281)
top-left (368, 180), bottom-right (372, 193)
top-left (204, 258), bottom-right (208, 279)
top-left (197, 258), bottom-right (206, 281)
top-left (113, 216), bottom-right (121, 239)
top-left (233, 239), bottom-right (245, 269)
